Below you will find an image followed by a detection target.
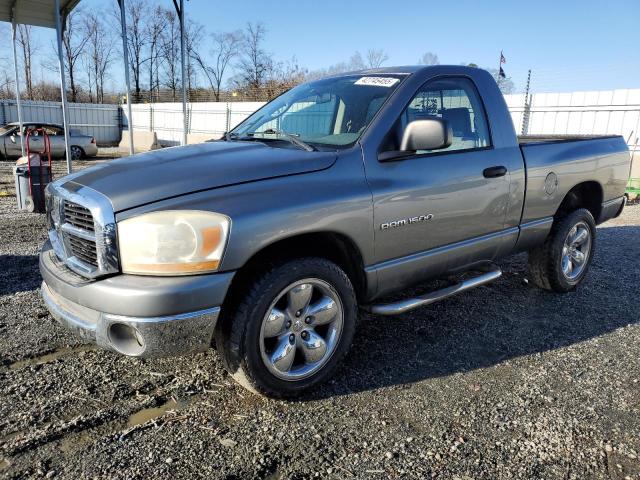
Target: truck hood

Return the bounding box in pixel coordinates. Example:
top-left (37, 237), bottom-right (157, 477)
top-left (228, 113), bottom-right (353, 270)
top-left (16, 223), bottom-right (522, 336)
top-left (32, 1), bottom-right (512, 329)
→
top-left (62, 141), bottom-right (337, 212)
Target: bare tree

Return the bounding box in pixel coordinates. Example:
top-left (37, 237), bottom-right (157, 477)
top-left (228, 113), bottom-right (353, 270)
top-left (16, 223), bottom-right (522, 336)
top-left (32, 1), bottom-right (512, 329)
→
top-left (235, 22), bottom-right (273, 90)
top-left (58, 10), bottom-right (91, 102)
top-left (305, 51), bottom-right (369, 80)
top-left (271, 56), bottom-right (306, 85)
top-left (83, 13), bottom-right (115, 103)
top-left (16, 25), bottom-right (36, 99)
top-left (82, 47), bottom-right (95, 102)
top-left (419, 52), bottom-right (439, 65)
top-left (487, 68), bottom-right (515, 94)
top-left (160, 9), bottom-right (180, 100)
top-left (0, 25), bottom-right (14, 99)
top-left (365, 49), bottom-right (389, 68)
top-left (123, 0), bottom-right (148, 100)
top-left (145, 6), bottom-right (166, 99)
top-left (184, 20), bottom-right (204, 93)
top-left (192, 30), bottom-right (242, 101)
top-left (0, 68), bottom-right (13, 99)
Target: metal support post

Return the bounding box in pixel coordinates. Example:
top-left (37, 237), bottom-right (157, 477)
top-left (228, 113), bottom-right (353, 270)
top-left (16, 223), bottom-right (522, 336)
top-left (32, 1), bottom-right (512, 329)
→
top-left (10, 12), bottom-right (25, 156)
top-left (118, 0), bottom-right (135, 155)
top-left (54, 0), bottom-right (72, 172)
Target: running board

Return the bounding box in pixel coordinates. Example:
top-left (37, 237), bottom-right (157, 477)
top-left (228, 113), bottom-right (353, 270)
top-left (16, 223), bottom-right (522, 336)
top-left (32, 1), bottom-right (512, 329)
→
top-left (365, 267), bottom-right (502, 316)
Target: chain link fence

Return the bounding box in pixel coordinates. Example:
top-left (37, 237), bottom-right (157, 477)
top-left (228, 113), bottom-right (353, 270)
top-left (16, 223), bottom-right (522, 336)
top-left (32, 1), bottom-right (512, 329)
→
top-left (128, 84), bottom-right (297, 104)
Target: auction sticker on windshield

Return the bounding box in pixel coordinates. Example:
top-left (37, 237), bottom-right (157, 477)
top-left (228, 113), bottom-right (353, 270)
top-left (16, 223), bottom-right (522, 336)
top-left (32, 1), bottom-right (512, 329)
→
top-left (354, 77), bottom-right (400, 87)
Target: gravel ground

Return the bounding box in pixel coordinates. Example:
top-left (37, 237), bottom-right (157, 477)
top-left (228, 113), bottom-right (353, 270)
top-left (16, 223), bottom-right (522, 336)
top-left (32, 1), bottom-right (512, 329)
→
top-left (0, 159), bottom-right (639, 479)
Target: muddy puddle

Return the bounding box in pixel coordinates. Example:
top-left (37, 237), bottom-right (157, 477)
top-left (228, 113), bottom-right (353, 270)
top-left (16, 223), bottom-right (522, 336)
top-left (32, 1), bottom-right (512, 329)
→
top-left (9, 345), bottom-right (96, 370)
top-left (126, 396), bottom-right (191, 428)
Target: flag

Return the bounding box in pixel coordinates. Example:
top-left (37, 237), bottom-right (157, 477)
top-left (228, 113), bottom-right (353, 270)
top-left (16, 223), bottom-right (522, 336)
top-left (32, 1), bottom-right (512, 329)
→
top-left (499, 67), bottom-right (506, 78)
top-left (500, 51), bottom-right (506, 64)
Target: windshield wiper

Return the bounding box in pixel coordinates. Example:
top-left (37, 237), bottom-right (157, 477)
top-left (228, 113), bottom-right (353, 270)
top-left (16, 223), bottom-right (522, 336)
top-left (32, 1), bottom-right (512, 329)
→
top-left (228, 129), bottom-right (316, 152)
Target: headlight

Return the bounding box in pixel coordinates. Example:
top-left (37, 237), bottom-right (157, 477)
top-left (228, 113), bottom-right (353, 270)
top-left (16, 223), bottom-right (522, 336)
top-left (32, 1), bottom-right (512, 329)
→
top-left (117, 210), bottom-right (230, 275)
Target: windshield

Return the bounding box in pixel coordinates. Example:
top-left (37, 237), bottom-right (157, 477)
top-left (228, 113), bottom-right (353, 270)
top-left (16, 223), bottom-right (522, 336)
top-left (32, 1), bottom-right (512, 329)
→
top-left (230, 74), bottom-right (405, 148)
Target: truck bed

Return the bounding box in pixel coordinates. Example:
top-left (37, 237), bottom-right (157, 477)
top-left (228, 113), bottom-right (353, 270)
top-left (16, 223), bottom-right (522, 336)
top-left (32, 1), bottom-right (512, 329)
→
top-left (517, 134), bottom-right (630, 226)
top-left (518, 134), bottom-right (622, 145)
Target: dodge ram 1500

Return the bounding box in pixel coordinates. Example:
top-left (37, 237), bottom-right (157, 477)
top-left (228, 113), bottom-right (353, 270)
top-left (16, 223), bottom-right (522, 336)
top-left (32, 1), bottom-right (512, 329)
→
top-left (40, 66), bottom-right (631, 397)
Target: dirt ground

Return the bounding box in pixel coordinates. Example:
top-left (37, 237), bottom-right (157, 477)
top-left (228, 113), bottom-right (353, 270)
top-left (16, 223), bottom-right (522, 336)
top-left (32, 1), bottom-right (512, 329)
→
top-left (0, 159), bottom-right (639, 479)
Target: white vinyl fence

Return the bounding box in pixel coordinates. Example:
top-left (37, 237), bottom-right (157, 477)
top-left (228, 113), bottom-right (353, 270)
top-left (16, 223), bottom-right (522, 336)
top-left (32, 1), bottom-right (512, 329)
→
top-left (124, 102), bottom-right (264, 146)
top-left (505, 89), bottom-right (640, 148)
top-left (123, 89), bottom-right (640, 150)
top-left (2, 88), bottom-right (639, 151)
top-left (0, 99), bottom-right (121, 145)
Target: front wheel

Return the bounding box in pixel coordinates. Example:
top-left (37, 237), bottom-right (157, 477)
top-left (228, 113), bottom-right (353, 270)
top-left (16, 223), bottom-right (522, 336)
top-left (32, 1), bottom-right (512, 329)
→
top-left (527, 208), bottom-right (596, 292)
top-left (216, 258), bottom-right (357, 398)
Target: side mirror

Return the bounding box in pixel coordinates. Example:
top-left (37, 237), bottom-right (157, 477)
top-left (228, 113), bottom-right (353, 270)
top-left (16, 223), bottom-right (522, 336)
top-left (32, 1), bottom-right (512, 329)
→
top-left (401, 118), bottom-right (452, 152)
top-left (379, 118), bottom-right (452, 162)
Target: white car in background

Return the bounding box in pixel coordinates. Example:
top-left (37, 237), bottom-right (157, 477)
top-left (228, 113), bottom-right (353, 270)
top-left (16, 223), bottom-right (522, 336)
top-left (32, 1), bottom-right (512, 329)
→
top-left (0, 122), bottom-right (98, 160)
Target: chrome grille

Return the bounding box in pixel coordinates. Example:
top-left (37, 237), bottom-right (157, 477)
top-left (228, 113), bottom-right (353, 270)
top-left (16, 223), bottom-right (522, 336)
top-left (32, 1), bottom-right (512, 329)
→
top-left (46, 183), bottom-right (119, 279)
top-left (62, 200), bottom-right (98, 268)
top-left (64, 201), bottom-right (95, 232)
top-left (67, 235), bottom-right (98, 267)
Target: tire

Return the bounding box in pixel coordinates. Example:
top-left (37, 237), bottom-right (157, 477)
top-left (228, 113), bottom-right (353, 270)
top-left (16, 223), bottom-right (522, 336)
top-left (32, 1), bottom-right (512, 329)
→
top-left (70, 146), bottom-right (83, 161)
top-left (527, 208), bottom-right (596, 292)
top-left (216, 257), bottom-right (358, 398)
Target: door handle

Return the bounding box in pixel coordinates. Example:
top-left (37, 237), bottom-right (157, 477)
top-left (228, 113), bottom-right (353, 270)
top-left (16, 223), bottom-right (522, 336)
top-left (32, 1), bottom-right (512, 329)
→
top-left (483, 166), bottom-right (507, 178)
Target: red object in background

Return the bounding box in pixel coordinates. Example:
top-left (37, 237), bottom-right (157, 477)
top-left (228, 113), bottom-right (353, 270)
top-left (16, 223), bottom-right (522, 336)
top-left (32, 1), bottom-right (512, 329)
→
top-left (25, 128), bottom-right (53, 198)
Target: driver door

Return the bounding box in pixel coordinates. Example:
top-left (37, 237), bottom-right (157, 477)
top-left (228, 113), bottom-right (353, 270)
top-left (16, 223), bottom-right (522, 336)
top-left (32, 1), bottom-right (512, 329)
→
top-left (366, 76), bottom-right (514, 292)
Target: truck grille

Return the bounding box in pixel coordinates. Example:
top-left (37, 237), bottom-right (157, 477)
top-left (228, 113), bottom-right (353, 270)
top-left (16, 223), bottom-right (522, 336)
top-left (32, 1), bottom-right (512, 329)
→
top-left (46, 185), bottom-right (119, 279)
top-left (67, 235), bottom-right (99, 267)
top-left (64, 201), bottom-right (95, 232)
top-left (63, 200), bottom-right (99, 268)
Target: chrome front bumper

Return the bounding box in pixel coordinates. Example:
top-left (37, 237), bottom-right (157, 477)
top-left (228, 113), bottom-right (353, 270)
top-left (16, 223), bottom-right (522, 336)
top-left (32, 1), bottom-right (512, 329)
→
top-left (39, 239), bottom-right (233, 357)
top-left (41, 281), bottom-right (220, 357)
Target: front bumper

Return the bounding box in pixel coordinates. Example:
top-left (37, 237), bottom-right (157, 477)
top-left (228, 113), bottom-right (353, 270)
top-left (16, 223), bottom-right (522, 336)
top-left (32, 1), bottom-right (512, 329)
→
top-left (42, 282), bottom-right (220, 356)
top-left (39, 240), bottom-right (235, 357)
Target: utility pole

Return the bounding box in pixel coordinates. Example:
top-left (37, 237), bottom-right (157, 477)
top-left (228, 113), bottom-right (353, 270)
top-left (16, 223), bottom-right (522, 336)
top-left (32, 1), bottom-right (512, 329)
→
top-left (521, 69), bottom-right (532, 135)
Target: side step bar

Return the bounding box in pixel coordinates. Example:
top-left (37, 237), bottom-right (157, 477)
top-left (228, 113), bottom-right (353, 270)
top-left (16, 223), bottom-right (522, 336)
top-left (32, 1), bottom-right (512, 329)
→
top-left (365, 267), bottom-right (502, 316)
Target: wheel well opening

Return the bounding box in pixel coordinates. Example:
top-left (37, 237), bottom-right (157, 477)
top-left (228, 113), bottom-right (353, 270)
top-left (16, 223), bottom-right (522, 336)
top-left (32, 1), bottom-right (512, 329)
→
top-left (555, 181), bottom-right (603, 222)
top-left (222, 233), bottom-right (367, 314)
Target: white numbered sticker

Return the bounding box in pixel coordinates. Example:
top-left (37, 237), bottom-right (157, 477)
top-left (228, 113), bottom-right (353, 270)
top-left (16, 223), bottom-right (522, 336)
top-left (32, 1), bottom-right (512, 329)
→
top-left (354, 77), bottom-right (400, 87)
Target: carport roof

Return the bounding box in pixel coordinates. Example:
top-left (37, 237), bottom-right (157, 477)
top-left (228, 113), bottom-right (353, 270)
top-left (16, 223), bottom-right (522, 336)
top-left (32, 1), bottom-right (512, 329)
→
top-left (0, 0), bottom-right (80, 29)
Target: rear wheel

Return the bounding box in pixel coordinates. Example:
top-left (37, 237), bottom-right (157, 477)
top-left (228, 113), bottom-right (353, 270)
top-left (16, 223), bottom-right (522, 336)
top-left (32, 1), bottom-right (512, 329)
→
top-left (70, 146), bottom-right (83, 160)
top-left (216, 257), bottom-right (357, 398)
top-left (528, 208), bottom-right (596, 292)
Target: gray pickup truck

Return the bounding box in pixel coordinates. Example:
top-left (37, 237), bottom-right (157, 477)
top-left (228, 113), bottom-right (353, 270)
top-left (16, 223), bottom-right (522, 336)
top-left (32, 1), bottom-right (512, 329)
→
top-left (40, 66), bottom-right (630, 397)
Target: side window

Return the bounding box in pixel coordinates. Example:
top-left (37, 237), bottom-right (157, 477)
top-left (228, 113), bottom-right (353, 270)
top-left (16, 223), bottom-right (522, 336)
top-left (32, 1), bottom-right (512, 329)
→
top-left (401, 77), bottom-right (491, 154)
top-left (43, 126), bottom-right (62, 136)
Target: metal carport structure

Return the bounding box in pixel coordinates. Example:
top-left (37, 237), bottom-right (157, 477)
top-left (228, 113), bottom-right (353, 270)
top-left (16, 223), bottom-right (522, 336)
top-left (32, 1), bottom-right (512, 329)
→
top-left (0, 0), bottom-right (189, 174)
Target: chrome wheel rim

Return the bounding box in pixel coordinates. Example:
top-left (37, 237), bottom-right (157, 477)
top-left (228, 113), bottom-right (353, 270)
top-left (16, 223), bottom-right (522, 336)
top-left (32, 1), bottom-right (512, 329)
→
top-left (259, 278), bottom-right (344, 381)
top-left (561, 221), bottom-right (591, 281)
